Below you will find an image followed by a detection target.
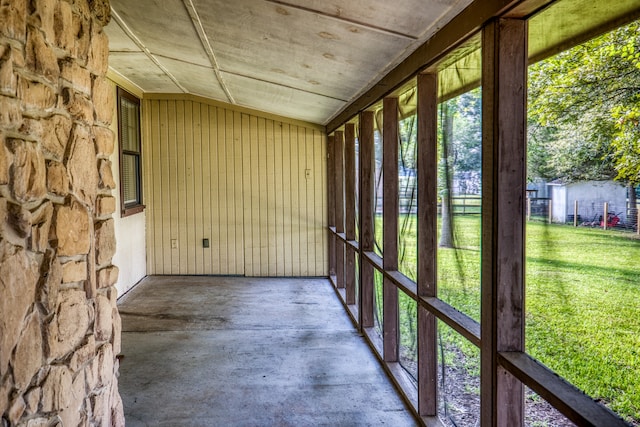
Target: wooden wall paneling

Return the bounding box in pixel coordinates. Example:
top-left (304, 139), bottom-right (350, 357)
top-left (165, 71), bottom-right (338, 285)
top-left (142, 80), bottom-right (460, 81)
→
top-left (291, 126), bottom-right (302, 275)
top-left (481, 18), bottom-right (527, 427)
top-left (257, 118), bottom-right (268, 276)
top-left (232, 110), bottom-right (245, 275)
top-left (201, 104), bottom-right (213, 274)
top-left (209, 108), bottom-right (221, 273)
top-left (191, 102), bottom-right (204, 274)
top-left (166, 101), bottom-right (179, 274)
top-left (176, 101), bottom-right (189, 274)
top-left (318, 131), bottom-right (328, 276)
top-left (344, 123), bottom-right (357, 305)
top-left (282, 123), bottom-right (293, 276)
top-left (298, 126), bottom-right (309, 275)
top-left (359, 111), bottom-right (375, 328)
top-left (241, 113), bottom-right (253, 275)
top-left (217, 107), bottom-right (229, 274)
top-left (184, 101), bottom-right (196, 273)
top-left (327, 134), bottom-right (336, 278)
top-left (274, 121), bottom-right (285, 275)
top-left (383, 97), bottom-right (399, 363)
top-left (305, 129), bottom-right (316, 275)
top-left (334, 131), bottom-right (345, 288)
top-left (266, 119), bottom-right (277, 276)
top-left (159, 100), bottom-right (170, 274)
top-left (147, 101), bottom-right (159, 273)
top-left (417, 73), bottom-right (439, 416)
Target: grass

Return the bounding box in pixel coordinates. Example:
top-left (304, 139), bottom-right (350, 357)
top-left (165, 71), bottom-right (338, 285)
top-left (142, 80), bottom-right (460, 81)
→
top-left (376, 214), bottom-right (640, 423)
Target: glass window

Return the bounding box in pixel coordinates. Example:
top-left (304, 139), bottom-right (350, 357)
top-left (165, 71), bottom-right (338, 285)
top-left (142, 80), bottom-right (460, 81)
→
top-left (117, 87), bottom-right (144, 216)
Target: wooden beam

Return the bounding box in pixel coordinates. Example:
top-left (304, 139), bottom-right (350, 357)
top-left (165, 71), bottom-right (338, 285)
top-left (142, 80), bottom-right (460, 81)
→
top-left (480, 18), bottom-right (528, 427)
top-left (326, 0), bottom-right (538, 133)
top-left (416, 72), bottom-right (438, 416)
top-left (334, 131), bottom-right (345, 289)
top-left (327, 134), bottom-right (336, 277)
top-left (359, 111), bottom-right (375, 328)
top-left (383, 97), bottom-right (399, 362)
top-left (344, 123), bottom-right (357, 305)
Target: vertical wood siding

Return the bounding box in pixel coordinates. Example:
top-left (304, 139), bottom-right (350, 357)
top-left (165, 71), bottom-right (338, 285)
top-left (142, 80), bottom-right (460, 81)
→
top-left (144, 98), bottom-right (327, 276)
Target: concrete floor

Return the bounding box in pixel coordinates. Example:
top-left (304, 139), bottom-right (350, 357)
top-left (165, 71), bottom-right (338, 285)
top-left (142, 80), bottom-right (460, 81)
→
top-left (117, 276), bottom-right (418, 426)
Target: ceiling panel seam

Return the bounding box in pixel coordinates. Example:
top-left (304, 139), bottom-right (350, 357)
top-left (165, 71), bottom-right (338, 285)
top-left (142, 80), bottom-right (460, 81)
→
top-left (110, 8), bottom-right (188, 93)
top-left (182, 0), bottom-right (236, 104)
top-left (264, 0), bottom-right (418, 40)
top-left (222, 70), bottom-right (350, 102)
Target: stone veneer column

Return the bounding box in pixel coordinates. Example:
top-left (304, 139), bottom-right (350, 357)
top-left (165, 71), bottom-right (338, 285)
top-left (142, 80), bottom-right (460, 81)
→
top-left (0, 0), bottom-right (123, 425)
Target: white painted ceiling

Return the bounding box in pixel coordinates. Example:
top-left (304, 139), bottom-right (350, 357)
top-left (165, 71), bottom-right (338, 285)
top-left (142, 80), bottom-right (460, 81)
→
top-left (106, 0), bottom-right (472, 125)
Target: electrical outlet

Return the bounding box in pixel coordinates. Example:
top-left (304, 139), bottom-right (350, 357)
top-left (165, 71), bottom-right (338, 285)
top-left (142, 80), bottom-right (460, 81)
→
top-left (171, 239), bottom-right (178, 249)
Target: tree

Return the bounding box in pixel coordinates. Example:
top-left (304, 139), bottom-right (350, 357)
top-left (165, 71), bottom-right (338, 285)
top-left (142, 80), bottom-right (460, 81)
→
top-left (527, 20), bottom-right (640, 225)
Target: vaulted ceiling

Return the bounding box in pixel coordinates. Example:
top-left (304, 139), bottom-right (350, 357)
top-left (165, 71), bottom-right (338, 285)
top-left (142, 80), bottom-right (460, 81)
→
top-left (105, 0), bottom-right (473, 125)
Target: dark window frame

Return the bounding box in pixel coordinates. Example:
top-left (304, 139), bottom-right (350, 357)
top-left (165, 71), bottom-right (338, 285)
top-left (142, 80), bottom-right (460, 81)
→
top-left (117, 87), bottom-right (145, 217)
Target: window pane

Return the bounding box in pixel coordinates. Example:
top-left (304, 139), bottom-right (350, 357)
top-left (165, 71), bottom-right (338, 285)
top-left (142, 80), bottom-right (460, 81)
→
top-left (121, 96), bottom-right (140, 152)
top-left (122, 153), bottom-right (139, 206)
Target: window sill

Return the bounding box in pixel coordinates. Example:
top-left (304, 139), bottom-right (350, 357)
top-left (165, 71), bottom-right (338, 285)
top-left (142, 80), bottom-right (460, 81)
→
top-left (121, 204), bottom-right (145, 218)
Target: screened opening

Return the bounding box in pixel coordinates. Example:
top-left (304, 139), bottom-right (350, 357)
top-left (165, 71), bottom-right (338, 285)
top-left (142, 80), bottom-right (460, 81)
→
top-left (118, 87), bottom-right (144, 216)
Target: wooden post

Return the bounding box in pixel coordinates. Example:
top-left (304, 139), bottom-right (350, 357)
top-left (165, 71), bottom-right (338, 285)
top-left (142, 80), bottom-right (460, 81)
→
top-left (383, 97), bottom-right (399, 363)
top-left (335, 131), bottom-right (345, 288)
top-left (548, 199), bottom-right (553, 224)
top-left (481, 18), bottom-right (527, 427)
top-left (344, 123), bottom-right (357, 305)
top-left (574, 200), bottom-right (579, 227)
top-left (417, 72), bottom-right (438, 416)
top-left (359, 111), bottom-right (375, 329)
top-left (603, 202), bottom-right (609, 231)
top-left (327, 135), bottom-right (336, 278)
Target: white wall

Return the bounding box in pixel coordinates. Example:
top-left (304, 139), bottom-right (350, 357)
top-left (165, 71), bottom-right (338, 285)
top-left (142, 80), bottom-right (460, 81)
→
top-left (107, 75), bottom-right (147, 296)
top-left (550, 180), bottom-right (626, 223)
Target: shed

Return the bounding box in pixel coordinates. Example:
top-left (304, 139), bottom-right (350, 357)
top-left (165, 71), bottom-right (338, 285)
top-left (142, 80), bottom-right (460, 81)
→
top-left (549, 180), bottom-right (627, 224)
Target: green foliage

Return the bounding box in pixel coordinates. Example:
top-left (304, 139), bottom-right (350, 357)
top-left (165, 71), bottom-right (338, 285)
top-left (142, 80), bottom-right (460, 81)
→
top-left (528, 20), bottom-right (640, 184)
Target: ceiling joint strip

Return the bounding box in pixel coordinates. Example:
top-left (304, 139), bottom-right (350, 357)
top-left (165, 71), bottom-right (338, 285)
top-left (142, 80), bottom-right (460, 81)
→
top-left (182, 0), bottom-right (236, 104)
top-left (110, 8), bottom-right (188, 93)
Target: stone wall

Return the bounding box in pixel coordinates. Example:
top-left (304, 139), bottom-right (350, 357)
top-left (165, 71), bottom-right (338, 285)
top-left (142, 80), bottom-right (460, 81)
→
top-left (0, 0), bottom-right (123, 425)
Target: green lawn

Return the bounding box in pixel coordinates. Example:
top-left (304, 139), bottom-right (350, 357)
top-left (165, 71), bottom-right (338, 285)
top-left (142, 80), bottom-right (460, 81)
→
top-left (379, 215), bottom-right (640, 423)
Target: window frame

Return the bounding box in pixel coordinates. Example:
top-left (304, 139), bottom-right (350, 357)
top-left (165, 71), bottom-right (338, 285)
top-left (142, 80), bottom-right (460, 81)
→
top-left (117, 87), bottom-right (145, 217)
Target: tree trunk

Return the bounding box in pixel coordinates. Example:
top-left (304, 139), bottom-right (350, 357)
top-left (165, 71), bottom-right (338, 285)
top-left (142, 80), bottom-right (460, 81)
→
top-left (439, 102), bottom-right (454, 248)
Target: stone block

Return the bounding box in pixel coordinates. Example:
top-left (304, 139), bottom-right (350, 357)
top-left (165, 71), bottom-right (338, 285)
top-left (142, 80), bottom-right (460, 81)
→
top-left (60, 60), bottom-right (91, 95)
top-left (0, 44), bottom-right (17, 96)
top-left (25, 386), bottom-right (41, 414)
top-left (30, 200), bottom-right (53, 253)
top-left (89, 0), bottom-right (110, 27)
top-left (0, 372), bottom-right (12, 417)
top-left (92, 76), bottom-right (113, 125)
top-left (19, 118), bottom-right (43, 142)
top-left (84, 356), bottom-right (98, 391)
top-left (93, 126), bottom-right (113, 157)
top-left (17, 77), bottom-right (56, 111)
top-left (96, 195), bottom-right (115, 217)
top-left (7, 139), bottom-right (47, 203)
top-left (25, 25), bottom-right (59, 82)
top-left (72, 12), bottom-right (90, 62)
top-left (97, 265), bottom-right (118, 289)
top-left (0, 241), bottom-right (40, 377)
top-left (13, 311), bottom-right (43, 391)
top-left (0, 95), bottom-right (22, 129)
top-left (42, 115), bottom-right (72, 162)
top-left (47, 288), bottom-right (92, 361)
top-left (25, 418), bottom-right (51, 427)
top-left (8, 394), bottom-right (26, 424)
top-left (112, 307), bottom-right (121, 356)
top-left (46, 161), bottom-right (69, 196)
top-left (62, 259), bottom-right (87, 283)
top-left (29, 200), bottom-right (53, 253)
top-left (110, 378), bottom-right (125, 427)
top-left (0, 142), bottom-right (9, 185)
top-left (70, 335), bottom-right (95, 372)
top-left (39, 250), bottom-right (61, 314)
top-left (66, 124), bottom-right (98, 207)
top-left (7, 200), bottom-right (30, 238)
top-left (54, 0), bottom-right (74, 53)
top-left (30, 0), bottom-right (56, 44)
top-left (42, 365), bottom-right (72, 412)
top-left (96, 343), bottom-right (113, 387)
top-left (94, 219), bottom-right (115, 266)
top-left (94, 293), bottom-right (112, 341)
top-left (0, 0), bottom-right (27, 41)
top-left (60, 88), bottom-right (94, 124)
top-left (54, 200), bottom-right (90, 256)
top-left (87, 29), bottom-right (108, 76)
top-left (97, 159), bottom-right (115, 190)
